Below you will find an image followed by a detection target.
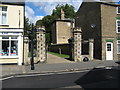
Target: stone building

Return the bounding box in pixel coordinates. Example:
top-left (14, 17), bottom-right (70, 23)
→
top-left (36, 27), bottom-right (46, 63)
top-left (50, 9), bottom-right (74, 55)
top-left (75, 1), bottom-right (120, 60)
top-left (51, 19), bottom-right (73, 44)
top-left (0, 1), bottom-right (24, 65)
top-left (51, 9), bottom-right (74, 44)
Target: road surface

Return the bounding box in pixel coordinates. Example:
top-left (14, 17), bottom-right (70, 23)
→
top-left (2, 66), bottom-right (120, 89)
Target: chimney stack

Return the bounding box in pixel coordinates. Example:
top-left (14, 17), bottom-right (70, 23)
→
top-left (61, 9), bottom-right (65, 20)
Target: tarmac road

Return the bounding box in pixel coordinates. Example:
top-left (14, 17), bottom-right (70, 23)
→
top-left (2, 66), bottom-right (120, 89)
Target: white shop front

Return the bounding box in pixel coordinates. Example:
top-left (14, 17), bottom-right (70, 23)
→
top-left (0, 30), bottom-right (23, 65)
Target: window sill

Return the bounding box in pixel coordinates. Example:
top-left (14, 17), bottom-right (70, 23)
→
top-left (116, 32), bottom-right (120, 33)
top-left (117, 12), bottom-right (120, 14)
top-left (0, 56), bottom-right (19, 59)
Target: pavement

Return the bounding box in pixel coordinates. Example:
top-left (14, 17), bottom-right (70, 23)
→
top-left (0, 53), bottom-right (119, 78)
top-left (46, 53), bottom-right (73, 64)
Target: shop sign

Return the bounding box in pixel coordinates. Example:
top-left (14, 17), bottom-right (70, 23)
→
top-left (0, 32), bottom-right (20, 35)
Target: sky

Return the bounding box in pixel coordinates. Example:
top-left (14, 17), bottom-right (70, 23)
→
top-left (25, 0), bottom-right (120, 24)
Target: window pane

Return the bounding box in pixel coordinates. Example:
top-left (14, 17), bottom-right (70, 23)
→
top-left (2, 36), bottom-right (9, 39)
top-left (118, 27), bottom-right (120, 32)
top-left (11, 37), bottom-right (18, 39)
top-left (118, 41), bottom-right (120, 43)
top-left (107, 44), bottom-right (111, 51)
top-left (10, 41), bottom-right (18, 56)
top-left (118, 7), bottom-right (120, 13)
top-left (118, 44), bottom-right (120, 53)
top-left (2, 40), bottom-right (9, 56)
top-left (2, 6), bottom-right (7, 11)
top-left (117, 21), bottom-right (120, 26)
top-left (2, 13), bottom-right (6, 24)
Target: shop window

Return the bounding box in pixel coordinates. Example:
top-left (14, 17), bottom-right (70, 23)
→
top-left (0, 6), bottom-right (7, 25)
top-left (2, 41), bottom-right (9, 56)
top-left (0, 36), bottom-right (18, 57)
top-left (11, 41), bottom-right (18, 56)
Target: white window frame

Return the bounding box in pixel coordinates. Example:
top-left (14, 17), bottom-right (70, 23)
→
top-left (0, 35), bottom-right (19, 58)
top-left (116, 20), bottom-right (120, 33)
top-left (117, 7), bottom-right (120, 14)
top-left (0, 6), bottom-right (7, 25)
top-left (117, 40), bottom-right (120, 54)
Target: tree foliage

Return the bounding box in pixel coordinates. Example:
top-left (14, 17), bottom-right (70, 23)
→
top-left (35, 4), bottom-right (76, 45)
top-left (24, 16), bottom-right (36, 40)
top-left (35, 20), bottom-right (43, 28)
top-left (24, 16), bottom-right (32, 35)
top-left (35, 4), bottom-right (76, 30)
top-left (52, 4), bottom-right (75, 19)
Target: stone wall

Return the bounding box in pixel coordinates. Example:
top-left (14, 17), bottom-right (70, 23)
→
top-left (49, 44), bottom-right (70, 55)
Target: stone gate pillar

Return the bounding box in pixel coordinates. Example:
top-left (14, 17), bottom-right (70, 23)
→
top-left (24, 37), bottom-right (29, 65)
top-left (68, 37), bottom-right (74, 60)
top-left (89, 39), bottom-right (94, 60)
top-left (73, 27), bottom-right (82, 62)
top-left (36, 27), bottom-right (46, 63)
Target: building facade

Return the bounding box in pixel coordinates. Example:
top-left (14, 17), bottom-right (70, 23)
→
top-left (50, 9), bottom-right (74, 55)
top-left (51, 9), bottom-right (74, 44)
top-left (75, 2), bottom-right (120, 60)
top-left (51, 19), bottom-right (73, 44)
top-left (0, 2), bottom-right (24, 65)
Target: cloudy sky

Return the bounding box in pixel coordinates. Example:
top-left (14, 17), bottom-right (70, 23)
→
top-left (25, 0), bottom-right (119, 24)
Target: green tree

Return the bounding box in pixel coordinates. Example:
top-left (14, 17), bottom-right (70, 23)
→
top-left (24, 17), bottom-right (36, 40)
top-left (24, 16), bottom-right (32, 37)
top-left (42, 15), bottom-right (55, 33)
top-left (35, 19), bottom-right (43, 28)
top-left (52, 4), bottom-right (76, 19)
top-left (25, 17), bottom-right (37, 54)
top-left (35, 4), bottom-right (76, 45)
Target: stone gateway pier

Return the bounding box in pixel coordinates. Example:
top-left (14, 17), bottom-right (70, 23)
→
top-left (69, 27), bottom-right (94, 62)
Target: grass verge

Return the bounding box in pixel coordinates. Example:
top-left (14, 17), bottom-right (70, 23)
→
top-left (48, 51), bottom-right (69, 58)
